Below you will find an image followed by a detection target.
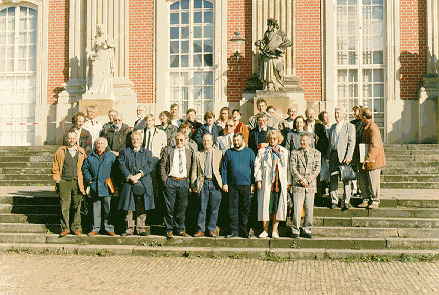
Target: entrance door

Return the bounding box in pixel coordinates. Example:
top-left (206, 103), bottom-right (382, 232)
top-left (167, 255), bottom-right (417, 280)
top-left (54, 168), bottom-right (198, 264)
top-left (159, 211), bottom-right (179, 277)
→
top-left (0, 6), bottom-right (37, 146)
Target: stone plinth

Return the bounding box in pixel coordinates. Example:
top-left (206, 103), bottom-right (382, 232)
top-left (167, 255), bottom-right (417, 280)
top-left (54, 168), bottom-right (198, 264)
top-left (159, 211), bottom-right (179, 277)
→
top-left (254, 90), bottom-right (306, 123)
top-left (418, 75), bottom-right (439, 143)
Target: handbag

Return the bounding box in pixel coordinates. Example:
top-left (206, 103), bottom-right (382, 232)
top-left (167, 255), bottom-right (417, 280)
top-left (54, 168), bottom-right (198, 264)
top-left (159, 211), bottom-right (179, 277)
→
top-left (338, 164), bottom-right (356, 181)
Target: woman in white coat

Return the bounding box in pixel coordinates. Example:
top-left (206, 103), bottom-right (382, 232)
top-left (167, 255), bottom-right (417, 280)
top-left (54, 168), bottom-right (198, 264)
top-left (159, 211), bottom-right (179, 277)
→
top-left (255, 130), bottom-right (289, 238)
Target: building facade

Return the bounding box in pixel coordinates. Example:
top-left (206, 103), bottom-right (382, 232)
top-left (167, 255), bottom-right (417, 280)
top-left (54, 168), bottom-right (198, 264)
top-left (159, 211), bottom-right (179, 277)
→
top-left (0, 0), bottom-right (436, 145)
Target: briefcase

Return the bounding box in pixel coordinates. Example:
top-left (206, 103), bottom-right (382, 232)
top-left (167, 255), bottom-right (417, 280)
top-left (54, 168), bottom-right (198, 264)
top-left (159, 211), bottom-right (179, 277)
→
top-left (338, 165), bottom-right (356, 181)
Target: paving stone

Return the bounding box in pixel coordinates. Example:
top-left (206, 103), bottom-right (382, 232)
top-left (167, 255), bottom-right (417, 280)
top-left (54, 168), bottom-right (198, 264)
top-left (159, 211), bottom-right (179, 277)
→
top-left (325, 249), bottom-right (439, 259)
top-left (269, 248), bottom-right (326, 259)
top-left (212, 247), bottom-right (268, 259)
top-left (76, 245), bottom-right (135, 256)
top-left (270, 237), bottom-right (387, 249)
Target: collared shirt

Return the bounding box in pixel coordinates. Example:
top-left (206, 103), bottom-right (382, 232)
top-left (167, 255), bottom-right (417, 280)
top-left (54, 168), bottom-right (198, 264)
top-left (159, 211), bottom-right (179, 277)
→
top-left (169, 147), bottom-right (187, 178)
top-left (207, 124), bottom-right (213, 134)
top-left (145, 129), bottom-right (154, 151)
top-left (332, 119), bottom-right (345, 149)
top-left (307, 120), bottom-right (315, 133)
top-left (258, 126), bottom-right (267, 132)
top-left (204, 149), bottom-right (213, 178)
top-left (74, 128), bottom-right (82, 145)
top-left (67, 145), bottom-right (78, 158)
top-left (227, 134), bottom-right (234, 149)
top-left (83, 117), bottom-right (103, 144)
top-left (286, 118), bottom-right (295, 129)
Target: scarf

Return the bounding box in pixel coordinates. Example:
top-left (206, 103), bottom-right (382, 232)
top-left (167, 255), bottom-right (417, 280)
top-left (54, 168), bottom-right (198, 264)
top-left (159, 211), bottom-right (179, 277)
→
top-left (270, 145), bottom-right (284, 183)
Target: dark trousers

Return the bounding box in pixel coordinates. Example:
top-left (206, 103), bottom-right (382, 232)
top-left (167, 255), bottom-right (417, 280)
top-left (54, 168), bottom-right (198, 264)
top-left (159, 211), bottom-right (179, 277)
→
top-left (92, 196), bottom-right (114, 233)
top-left (229, 185), bottom-right (251, 236)
top-left (125, 195), bottom-right (147, 235)
top-left (197, 180), bottom-right (222, 232)
top-left (163, 177), bottom-right (189, 233)
top-left (59, 179), bottom-right (82, 232)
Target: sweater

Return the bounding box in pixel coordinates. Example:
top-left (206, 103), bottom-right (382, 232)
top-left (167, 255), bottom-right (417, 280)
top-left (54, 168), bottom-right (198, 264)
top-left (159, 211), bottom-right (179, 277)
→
top-left (221, 147), bottom-right (255, 186)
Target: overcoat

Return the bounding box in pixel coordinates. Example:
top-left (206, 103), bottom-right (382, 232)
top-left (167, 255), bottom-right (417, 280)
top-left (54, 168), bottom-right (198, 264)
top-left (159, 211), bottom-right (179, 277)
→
top-left (361, 121), bottom-right (386, 170)
top-left (118, 147), bottom-right (155, 211)
top-left (82, 150), bottom-right (117, 197)
top-left (254, 146), bottom-right (289, 221)
top-left (290, 147), bottom-right (321, 193)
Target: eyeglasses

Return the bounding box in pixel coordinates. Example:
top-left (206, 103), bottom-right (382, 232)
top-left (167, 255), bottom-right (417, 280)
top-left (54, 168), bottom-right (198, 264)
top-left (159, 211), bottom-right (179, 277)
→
top-left (226, 124), bottom-right (234, 127)
top-left (175, 138), bottom-right (185, 142)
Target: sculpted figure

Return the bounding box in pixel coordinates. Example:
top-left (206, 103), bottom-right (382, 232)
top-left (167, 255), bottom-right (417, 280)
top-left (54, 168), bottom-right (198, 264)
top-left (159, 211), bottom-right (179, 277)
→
top-left (255, 18), bottom-right (292, 91)
top-left (87, 24), bottom-right (115, 95)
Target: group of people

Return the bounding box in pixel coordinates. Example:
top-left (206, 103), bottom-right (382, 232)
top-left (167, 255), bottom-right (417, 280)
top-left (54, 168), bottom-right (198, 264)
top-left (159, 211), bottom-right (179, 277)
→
top-left (52, 99), bottom-right (385, 239)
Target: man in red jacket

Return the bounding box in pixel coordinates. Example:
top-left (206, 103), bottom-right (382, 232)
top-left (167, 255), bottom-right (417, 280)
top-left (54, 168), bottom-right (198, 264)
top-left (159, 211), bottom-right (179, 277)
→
top-left (357, 108), bottom-right (386, 209)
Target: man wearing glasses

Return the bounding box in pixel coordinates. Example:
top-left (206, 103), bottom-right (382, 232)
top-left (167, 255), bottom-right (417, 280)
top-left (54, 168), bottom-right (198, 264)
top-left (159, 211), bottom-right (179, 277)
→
top-left (217, 119), bottom-right (236, 154)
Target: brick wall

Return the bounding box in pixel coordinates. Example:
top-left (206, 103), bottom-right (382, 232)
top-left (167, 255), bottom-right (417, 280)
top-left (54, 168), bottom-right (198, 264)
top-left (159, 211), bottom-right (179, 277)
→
top-left (295, 0), bottom-right (322, 101)
top-left (227, 0), bottom-right (253, 102)
top-left (129, 0), bottom-right (154, 103)
top-left (399, 0), bottom-right (427, 100)
top-left (47, 0), bottom-right (69, 105)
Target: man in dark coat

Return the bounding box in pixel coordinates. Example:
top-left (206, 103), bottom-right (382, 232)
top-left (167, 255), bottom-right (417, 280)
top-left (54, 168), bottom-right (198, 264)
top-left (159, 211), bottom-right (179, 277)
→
top-left (64, 112), bottom-right (92, 154)
top-left (195, 111), bottom-right (223, 150)
top-left (248, 113), bottom-right (275, 156)
top-left (103, 112), bottom-right (130, 156)
top-left (82, 137), bottom-right (117, 236)
top-left (118, 131), bottom-right (154, 236)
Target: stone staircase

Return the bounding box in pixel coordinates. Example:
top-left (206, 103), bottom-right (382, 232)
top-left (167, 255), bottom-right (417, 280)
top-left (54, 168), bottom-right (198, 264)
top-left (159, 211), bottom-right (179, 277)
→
top-left (0, 187), bottom-right (438, 259)
top-left (1, 144), bottom-right (439, 188)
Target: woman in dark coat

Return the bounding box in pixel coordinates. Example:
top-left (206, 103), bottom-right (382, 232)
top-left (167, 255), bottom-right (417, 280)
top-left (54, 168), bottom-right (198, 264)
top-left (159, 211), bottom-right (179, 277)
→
top-left (118, 131), bottom-right (154, 236)
top-left (157, 111), bottom-right (178, 145)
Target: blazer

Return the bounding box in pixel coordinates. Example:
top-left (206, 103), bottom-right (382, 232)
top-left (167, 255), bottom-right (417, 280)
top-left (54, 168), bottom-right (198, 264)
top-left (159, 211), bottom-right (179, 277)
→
top-left (159, 146), bottom-right (193, 182)
top-left (143, 128), bottom-right (167, 164)
top-left (64, 128), bottom-right (92, 154)
top-left (82, 150), bottom-right (117, 197)
top-left (217, 134), bottom-right (234, 154)
top-left (285, 130), bottom-right (315, 153)
top-left (52, 146), bottom-right (87, 195)
top-left (315, 122), bottom-right (329, 157)
top-left (234, 122), bottom-right (249, 145)
top-left (133, 119), bottom-right (146, 131)
top-left (118, 147), bottom-right (155, 211)
top-left (350, 118), bottom-right (366, 165)
top-left (248, 126), bottom-right (275, 155)
top-left (278, 117), bottom-right (295, 143)
top-left (290, 147), bottom-right (321, 193)
top-left (156, 124), bottom-right (178, 145)
top-left (327, 121), bottom-right (356, 163)
top-left (361, 121), bottom-right (386, 170)
top-left (305, 119), bottom-right (322, 134)
top-left (103, 123), bottom-right (130, 153)
top-left (190, 148), bottom-right (223, 192)
top-left (195, 124), bottom-right (223, 149)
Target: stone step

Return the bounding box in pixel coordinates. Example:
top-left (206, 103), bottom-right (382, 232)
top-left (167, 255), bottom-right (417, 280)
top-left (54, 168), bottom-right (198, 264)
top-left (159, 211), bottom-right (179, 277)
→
top-left (0, 223), bottom-right (60, 233)
top-left (0, 151), bottom-right (58, 157)
top-left (383, 161), bottom-right (439, 168)
top-left (0, 162), bottom-right (52, 168)
top-left (382, 182), bottom-right (439, 189)
top-left (0, 196), bottom-right (59, 205)
top-left (0, 180), bottom-right (54, 186)
top-left (315, 217), bottom-right (439, 228)
top-left (381, 175), bottom-right (439, 182)
top-left (385, 155), bottom-right (439, 161)
top-left (0, 213), bottom-right (59, 224)
top-left (313, 207), bottom-right (439, 218)
top-left (0, 174), bottom-right (52, 181)
top-left (381, 167), bottom-right (439, 175)
top-left (311, 227), bottom-right (439, 238)
top-left (0, 204), bottom-right (60, 214)
top-left (0, 146), bottom-right (60, 152)
top-left (384, 144), bottom-right (439, 151)
top-left (383, 149), bottom-right (439, 156)
top-left (0, 168), bottom-right (52, 175)
top-left (2, 243), bottom-right (439, 260)
top-left (0, 233), bottom-right (438, 250)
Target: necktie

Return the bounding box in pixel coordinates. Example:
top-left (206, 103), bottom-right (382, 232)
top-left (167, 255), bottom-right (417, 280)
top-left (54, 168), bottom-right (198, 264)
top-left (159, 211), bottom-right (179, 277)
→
top-left (304, 150), bottom-right (308, 164)
top-left (147, 130), bottom-right (152, 150)
top-left (205, 151), bottom-right (211, 176)
top-left (179, 150), bottom-right (184, 174)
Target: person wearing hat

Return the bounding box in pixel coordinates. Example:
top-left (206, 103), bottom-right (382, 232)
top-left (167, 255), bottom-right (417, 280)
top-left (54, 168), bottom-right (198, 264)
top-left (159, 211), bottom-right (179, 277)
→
top-left (118, 131), bottom-right (155, 236)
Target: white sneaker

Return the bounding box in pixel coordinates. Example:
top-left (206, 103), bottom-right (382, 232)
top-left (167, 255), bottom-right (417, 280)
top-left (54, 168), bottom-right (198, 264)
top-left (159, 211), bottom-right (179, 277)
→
top-left (271, 231), bottom-right (279, 239)
top-left (258, 231), bottom-right (268, 238)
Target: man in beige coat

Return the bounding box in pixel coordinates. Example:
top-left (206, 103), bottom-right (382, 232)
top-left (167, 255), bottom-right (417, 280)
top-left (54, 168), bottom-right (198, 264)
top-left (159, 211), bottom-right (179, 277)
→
top-left (357, 108), bottom-right (386, 209)
top-left (52, 131), bottom-right (87, 237)
top-left (191, 133), bottom-right (223, 237)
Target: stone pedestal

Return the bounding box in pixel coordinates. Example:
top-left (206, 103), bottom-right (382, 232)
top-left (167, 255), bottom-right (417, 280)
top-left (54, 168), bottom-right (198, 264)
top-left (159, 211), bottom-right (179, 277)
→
top-left (419, 75), bottom-right (439, 143)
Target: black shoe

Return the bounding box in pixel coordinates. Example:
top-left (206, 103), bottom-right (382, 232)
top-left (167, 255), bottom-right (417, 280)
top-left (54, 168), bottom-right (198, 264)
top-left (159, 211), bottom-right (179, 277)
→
top-left (341, 204), bottom-right (350, 211)
top-left (301, 232), bottom-right (313, 239)
top-left (121, 232), bottom-right (132, 237)
top-left (330, 203), bottom-right (337, 209)
top-left (241, 232), bottom-right (249, 238)
top-left (139, 232), bottom-right (149, 236)
top-left (226, 234), bottom-right (239, 238)
top-left (291, 233), bottom-right (300, 238)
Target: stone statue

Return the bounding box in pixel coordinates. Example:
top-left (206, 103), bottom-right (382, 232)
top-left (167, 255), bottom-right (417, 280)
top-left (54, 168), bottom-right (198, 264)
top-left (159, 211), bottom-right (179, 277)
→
top-left (86, 24), bottom-right (115, 95)
top-left (255, 18), bottom-right (292, 91)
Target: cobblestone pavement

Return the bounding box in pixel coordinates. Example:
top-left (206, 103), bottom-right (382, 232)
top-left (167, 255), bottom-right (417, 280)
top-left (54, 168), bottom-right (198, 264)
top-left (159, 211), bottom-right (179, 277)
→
top-left (0, 253), bottom-right (438, 294)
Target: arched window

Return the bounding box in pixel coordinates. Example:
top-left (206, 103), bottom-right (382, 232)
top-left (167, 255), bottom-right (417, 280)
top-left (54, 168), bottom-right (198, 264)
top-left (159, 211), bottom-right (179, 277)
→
top-left (0, 5), bottom-right (37, 145)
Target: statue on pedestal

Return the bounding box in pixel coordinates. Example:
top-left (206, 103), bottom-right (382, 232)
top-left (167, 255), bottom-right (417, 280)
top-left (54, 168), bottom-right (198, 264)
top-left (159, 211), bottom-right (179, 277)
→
top-left (86, 24), bottom-right (115, 95)
top-left (255, 18), bottom-right (292, 91)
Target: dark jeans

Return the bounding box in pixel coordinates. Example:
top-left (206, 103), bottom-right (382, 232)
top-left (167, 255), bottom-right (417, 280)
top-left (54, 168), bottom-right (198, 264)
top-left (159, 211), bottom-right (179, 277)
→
top-left (59, 179), bottom-right (82, 232)
top-left (163, 177), bottom-right (189, 233)
top-left (229, 185), bottom-right (251, 236)
top-left (197, 180), bottom-right (222, 232)
top-left (92, 196), bottom-right (114, 233)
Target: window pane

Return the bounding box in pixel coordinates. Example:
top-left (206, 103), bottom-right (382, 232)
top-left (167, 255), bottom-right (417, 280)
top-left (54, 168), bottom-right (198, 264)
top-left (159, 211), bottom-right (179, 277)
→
top-left (170, 2), bottom-right (179, 10)
top-left (194, 72), bottom-right (202, 85)
top-left (204, 54), bottom-right (213, 66)
top-left (194, 12), bottom-right (202, 23)
top-left (181, 41), bottom-right (189, 53)
top-left (374, 98), bottom-right (384, 112)
top-left (363, 69), bottom-right (372, 82)
top-left (373, 84), bottom-right (383, 97)
top-left (194, 0), bottom-right (203, 8)
top-left (19, 32), bottom-right (26, 44)
top-left (29, 46), bottom-right (36, 58)
top-left (181, 26), bottom-right (189, 39)
top-left (194, 40), bottom-right (202, 53)
top-left (170, 41), bottom-right (179, 54)
top-left (204, 25), bottom-right (213, 38)
top-left (181, 12), bottom-right (189, 24)
top-left (18, 59), bottom-right (26, 71)
top-left (204, 101), bottom-right (213, 113)
top-left (19, 46), bottom-right (26, 58)
top-left (7, 46), bottom-right (13, 58)
top-left (7, 59), bottom-right (13, 71)
top-left (170, 27), bottom-right (179, 39)
top-left (204, 86), bottom-right (213, 100)
top-left (194, 26), bottom-right (202, 38)
top-left (372, 6), bottom-right (383, 20)
top-left (19, 18), bottom-right (26, 31)
top-left (203, 72), bottom-right (213, 85)
top-left (170, 13), bottom-right (179, 25)
top-left (181, 55), bottom-right (189, 67)
top-left (30, 32), bottom-right (36, 44)
top-left (204, 1), bottom-right (213, 9)
top-left (181, 0), bottom-right (189, 9)
top-left (204, 39), bottom-right (213, 53)
top-left (193, 54), bottom-right (202, 67)
top-left (204, 11), bottom-right (213, 23)
top-left (194, 86), bottom-right (202, 100)
top-left (373, 51), bottom-right (383, 64)
top-left (170, 72), bottom-right (179, 85)
top-left (170, 55), bottom-right (179, 68)
top-left (373, 69), bottom-right (383, 82)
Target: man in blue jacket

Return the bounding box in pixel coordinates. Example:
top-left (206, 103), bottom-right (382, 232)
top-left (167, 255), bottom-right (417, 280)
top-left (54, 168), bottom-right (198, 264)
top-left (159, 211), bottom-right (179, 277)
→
top-left (82, 137), bottom-right (117, 236)
top-left (118, 131), bottom-right (155, 236)
top-left (195, 111), bottom-right (223, 150)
